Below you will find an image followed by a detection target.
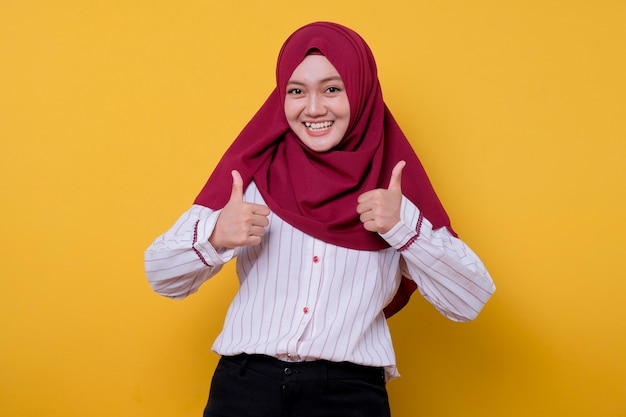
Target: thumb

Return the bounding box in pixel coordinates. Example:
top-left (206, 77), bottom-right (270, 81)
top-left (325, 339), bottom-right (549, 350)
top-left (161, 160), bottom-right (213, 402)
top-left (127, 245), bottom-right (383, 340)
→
top-left (387, 160), bottom-right (406, 191)
top-left (229, 170), bottom-right (244, 202)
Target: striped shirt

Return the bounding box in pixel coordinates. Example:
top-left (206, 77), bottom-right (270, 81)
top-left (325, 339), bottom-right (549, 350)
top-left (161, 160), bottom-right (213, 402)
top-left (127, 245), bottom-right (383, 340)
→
top-left (144, 182), bottom-right (495, 380)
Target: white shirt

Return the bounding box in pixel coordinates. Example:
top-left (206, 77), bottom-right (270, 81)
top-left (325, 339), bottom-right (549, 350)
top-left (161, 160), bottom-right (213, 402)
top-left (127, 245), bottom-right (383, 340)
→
top-left (144, 182), bottom-right (495, 380)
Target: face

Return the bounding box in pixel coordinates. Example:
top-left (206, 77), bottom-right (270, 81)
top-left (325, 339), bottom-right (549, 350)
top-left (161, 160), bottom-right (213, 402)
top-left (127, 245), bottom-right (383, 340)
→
top-left (284, 55), bottom-right (350, 152)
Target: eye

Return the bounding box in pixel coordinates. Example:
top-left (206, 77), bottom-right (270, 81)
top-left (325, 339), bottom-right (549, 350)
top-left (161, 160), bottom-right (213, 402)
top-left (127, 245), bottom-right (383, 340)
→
top-left (287, 88), bottom-right (303, 95)
top-left (326, 86), bottom-right (342, 93)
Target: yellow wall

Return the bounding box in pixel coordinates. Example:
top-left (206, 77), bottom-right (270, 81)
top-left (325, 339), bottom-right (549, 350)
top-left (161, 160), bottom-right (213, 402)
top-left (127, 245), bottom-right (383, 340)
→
top-left (1, 1), bottom-right (625, 416)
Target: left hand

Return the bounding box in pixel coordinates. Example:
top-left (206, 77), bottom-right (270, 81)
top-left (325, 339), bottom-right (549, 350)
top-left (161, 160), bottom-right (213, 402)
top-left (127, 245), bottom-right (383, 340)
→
top-left (356, 160), bottom-right (406, 234)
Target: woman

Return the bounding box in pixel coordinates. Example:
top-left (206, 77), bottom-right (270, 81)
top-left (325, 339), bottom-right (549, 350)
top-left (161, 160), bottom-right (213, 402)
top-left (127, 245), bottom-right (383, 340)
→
top-left (145, 21), bottom-right (495, 417)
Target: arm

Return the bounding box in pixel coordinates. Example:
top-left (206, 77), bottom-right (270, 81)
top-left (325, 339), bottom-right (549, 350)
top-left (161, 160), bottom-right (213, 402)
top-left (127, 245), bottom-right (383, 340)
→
top-left (357, 161), bottom-right (494, 321)
top-left (144, 171), bottom-right (270, 299)
top-left (144, 204), bottom-right (235, 299)
top-left (381, 198), bottom-right (495, 322)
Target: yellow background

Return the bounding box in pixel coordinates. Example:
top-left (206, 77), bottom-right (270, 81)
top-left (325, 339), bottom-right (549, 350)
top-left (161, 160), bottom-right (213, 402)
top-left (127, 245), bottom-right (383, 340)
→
top-left (1, 1), bottom-right (625, 416)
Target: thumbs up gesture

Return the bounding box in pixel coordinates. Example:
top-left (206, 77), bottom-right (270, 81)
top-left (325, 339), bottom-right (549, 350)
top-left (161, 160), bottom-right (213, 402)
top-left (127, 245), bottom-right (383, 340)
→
top-left (209, 170), bottom-right (271, 249)
top-left (356, 161), bottom-right (406, 234)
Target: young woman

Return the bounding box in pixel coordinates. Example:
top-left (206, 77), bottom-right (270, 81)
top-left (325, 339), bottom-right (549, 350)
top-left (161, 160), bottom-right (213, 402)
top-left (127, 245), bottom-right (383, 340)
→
top-left (145, 21), bottom-right (495, 417)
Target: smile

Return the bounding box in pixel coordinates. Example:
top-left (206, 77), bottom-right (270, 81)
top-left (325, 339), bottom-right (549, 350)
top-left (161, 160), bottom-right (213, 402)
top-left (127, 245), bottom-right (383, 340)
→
top-left (304, 121), bottom-right (334, 132)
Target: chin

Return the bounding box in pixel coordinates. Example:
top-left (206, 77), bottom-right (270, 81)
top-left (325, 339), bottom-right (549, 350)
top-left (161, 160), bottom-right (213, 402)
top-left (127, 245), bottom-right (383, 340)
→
top-left (299, 136), bottom-right (342, 153)
top-left (305, 141), bottom-right (335, 153)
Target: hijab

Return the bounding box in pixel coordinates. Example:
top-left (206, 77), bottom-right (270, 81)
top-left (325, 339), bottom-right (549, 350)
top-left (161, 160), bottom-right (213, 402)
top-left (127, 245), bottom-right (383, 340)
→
top-left (194, 21), bottom-right (455, 316)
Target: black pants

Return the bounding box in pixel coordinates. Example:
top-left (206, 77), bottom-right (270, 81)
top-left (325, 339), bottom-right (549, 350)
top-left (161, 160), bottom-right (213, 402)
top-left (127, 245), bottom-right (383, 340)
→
top-left (203, 354), bottom-right (391, 417)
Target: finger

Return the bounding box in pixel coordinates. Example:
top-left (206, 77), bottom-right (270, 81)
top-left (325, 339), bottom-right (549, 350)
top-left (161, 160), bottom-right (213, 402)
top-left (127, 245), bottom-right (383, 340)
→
top-left (250, 203), bottom-right (271, 216)
top-left (250, 212), bottom-right (270, 228)
top-left (245, 225), bottom-right (267, 246)
top-left (359, 211), bottom-right (372, 224)
top-left (356, 199), bottom-right (371, 214)
top-left (249, 225), bottom-right (267, 237)
top-left (357, 190), bottom-right (375, 205)
top-left (362, 222), bottom-right (376, 232)
top-left (387, 160), bottom-right (406, 191)
top-left (229, 170), bottom-right (244, 202)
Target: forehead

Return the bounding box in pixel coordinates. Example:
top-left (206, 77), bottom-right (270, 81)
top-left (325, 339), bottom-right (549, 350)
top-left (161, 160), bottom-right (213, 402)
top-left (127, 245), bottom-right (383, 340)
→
top-left (287, 55), bottom-right (343, 83)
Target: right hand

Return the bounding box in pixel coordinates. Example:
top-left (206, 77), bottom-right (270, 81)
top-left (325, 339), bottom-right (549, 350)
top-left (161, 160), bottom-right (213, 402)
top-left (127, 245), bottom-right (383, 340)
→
top-left (208, 170), bottom-right (270, 249)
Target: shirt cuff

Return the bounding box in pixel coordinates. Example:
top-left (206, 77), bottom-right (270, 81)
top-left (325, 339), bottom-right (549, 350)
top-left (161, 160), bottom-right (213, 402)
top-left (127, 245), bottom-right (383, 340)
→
top-left (379, 196), bottom-right (425, 251)
top-left (192, 209), bottom-right (235, 266)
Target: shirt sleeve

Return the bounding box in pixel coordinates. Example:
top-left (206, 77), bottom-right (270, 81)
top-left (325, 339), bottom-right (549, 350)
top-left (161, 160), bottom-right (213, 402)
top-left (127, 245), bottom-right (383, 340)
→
top-left (144, 204), bottom-right (235, 299)
top-left (380, 197), bottom-right (496, 322)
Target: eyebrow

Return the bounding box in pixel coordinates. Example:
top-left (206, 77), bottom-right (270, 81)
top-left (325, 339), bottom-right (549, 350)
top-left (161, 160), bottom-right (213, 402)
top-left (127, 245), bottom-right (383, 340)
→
top-left (286, 76), bottom-right (344, 85)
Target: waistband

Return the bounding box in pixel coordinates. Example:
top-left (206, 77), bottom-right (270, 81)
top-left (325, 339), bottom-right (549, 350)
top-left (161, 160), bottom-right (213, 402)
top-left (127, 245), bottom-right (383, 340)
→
top-left (222, 354), bottom-right (385, 383)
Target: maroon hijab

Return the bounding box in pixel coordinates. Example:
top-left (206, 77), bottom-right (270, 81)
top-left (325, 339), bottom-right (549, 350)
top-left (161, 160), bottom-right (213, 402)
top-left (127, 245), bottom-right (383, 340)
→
top-left (195, 22), bottom-right (455, 316)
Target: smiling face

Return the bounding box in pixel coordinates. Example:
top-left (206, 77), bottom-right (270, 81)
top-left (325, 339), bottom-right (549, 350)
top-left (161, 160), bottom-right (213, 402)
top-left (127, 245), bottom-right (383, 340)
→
top-left (284, 55), bottom-right (350, 152)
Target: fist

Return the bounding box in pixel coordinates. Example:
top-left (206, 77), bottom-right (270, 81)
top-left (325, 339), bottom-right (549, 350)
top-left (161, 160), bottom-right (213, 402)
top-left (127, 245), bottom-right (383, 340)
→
top-left (356, 161), bottom-right (405, 234)
top-left (209, 170), bottom-right (270, 249)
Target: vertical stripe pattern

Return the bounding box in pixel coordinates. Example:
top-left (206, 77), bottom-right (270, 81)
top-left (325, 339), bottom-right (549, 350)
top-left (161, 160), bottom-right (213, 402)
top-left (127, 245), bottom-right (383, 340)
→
top-left (145, 182), bottom-right (495, 380)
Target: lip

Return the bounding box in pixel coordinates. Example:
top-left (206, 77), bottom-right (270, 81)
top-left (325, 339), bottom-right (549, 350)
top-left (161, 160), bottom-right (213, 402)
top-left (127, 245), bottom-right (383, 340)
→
top-left (303, 120), bottom-right (334, 137)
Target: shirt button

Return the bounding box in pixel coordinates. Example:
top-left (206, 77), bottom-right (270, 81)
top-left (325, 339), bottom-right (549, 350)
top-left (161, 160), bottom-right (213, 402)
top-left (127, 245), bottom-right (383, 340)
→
top-left (313, 256), bottom-right (319, 263)
top-left (303, 307), bottom-right (309, 314)
top-left (283, 367), bottom-right (293, 376)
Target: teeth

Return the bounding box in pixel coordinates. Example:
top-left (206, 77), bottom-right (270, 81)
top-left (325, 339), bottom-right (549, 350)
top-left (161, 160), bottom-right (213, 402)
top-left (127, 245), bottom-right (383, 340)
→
top-left (305, 121), bottom-right (333, 131)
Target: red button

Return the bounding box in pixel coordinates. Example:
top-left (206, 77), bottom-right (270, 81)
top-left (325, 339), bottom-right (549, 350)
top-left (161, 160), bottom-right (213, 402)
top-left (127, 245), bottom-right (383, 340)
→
top-left (303, 307), bottom-right (309, 314)
top-left (313, 256), bottom-right (319, 263)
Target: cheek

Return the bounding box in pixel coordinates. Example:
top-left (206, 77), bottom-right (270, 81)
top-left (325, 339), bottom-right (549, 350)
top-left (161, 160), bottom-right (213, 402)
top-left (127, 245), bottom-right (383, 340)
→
top-left (343, 97), bottom-right (351, 118)
top-left (283, 102), bottom-right (298, 124)
top-left (335, 95), bottom-right (351, 120)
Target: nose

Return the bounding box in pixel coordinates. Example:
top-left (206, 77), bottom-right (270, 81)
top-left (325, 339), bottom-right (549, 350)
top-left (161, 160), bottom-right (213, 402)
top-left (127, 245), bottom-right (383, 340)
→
top-left (304, 93), bottom-right (326, 117)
